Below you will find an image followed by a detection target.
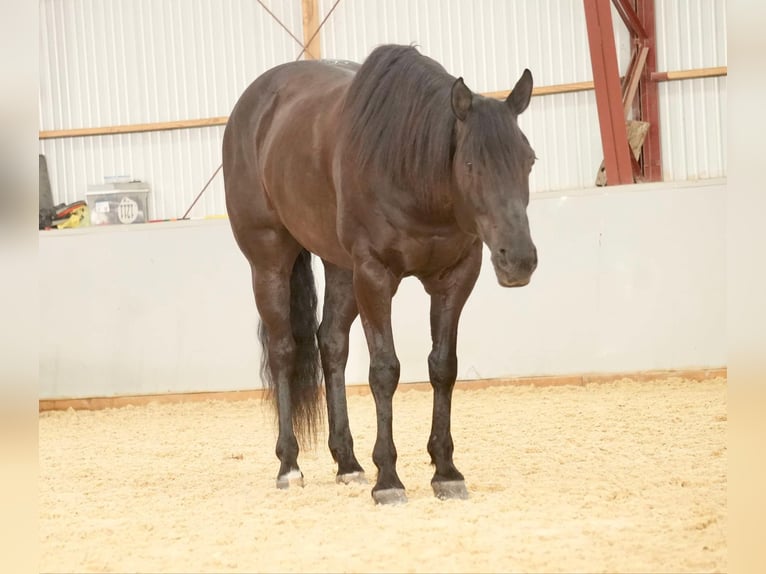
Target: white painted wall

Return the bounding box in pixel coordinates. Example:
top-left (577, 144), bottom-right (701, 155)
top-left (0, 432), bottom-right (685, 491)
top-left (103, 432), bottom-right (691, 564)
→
top-left (39, 179), bottom-right (726, 399)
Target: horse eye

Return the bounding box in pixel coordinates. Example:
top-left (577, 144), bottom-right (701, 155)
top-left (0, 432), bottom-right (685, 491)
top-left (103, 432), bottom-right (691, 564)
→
top-left (465, 161), bottom-right (473, 173)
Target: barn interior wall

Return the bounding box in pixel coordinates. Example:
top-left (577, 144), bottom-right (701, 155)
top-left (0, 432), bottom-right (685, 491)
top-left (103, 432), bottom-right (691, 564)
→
top-left (39, 0), bottom-right (726, 221)
top-left (39, 179), bottom-right (726, 400)
top-left (655, 0), bottom-right (728, 180)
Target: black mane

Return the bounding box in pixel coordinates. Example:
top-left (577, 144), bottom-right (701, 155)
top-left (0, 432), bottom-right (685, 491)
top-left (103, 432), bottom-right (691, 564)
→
top-left (340, 45), bottom-right (457, 205)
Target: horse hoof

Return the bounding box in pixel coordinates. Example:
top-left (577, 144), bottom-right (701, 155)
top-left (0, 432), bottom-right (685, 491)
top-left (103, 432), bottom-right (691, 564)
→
top-left (336, 471), bottom-right (367, 485)
top-left (373, 488), bottom-right (408, 505)
top-left (276, 470), bottom-right (304, 489)
top-left (432, 480), bottom-right (469, 500)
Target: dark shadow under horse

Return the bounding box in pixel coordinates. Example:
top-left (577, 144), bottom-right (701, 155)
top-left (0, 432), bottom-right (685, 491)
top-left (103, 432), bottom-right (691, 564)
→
top-left (223, 44), bottom-right (537, 505)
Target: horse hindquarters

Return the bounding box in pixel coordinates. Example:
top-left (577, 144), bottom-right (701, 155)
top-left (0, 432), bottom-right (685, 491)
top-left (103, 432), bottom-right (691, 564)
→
top-left (223, 111), bottom-right (323, 488)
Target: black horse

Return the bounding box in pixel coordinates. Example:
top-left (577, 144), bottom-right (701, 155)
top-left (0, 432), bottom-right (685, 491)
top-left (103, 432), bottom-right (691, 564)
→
top-left (223, 44), bottom-right (537, 505)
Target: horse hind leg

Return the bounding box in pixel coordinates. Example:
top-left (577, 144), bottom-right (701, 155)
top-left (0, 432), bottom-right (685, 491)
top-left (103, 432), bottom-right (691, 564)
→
top-left (223, 122), bottom-right (322, 488)
top-left (318, 261), bottom-right (366, 485)
top-left (248, 236), bottom-right (323, 489)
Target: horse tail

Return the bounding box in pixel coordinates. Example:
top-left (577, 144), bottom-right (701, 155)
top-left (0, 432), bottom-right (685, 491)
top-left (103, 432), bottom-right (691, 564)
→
top-left (258, 248), bottom-right (324, 447)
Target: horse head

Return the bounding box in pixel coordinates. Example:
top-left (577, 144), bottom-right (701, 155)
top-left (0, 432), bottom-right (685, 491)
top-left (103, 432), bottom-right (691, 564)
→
top-left (450, 70), bottom-right (538, 287)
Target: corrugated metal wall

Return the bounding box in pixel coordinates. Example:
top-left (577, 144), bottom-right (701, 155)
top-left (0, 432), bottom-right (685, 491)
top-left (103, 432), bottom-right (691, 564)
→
top-left (39, 0), bottom-right (305, 219)
top-left (39, 0), bottom-right (726, 220)
top-left (320, 0), bottom-right (632, 194)
top-left (655, 0), bottom-right (727, 181)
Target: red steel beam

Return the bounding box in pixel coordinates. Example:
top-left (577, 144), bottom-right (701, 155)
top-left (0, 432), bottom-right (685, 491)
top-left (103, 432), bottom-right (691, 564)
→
top-left (636, 0), bottom-right (662, 181)
top-left (583, 0), bottom-right (634, 185)
top-left (611, 0), bottom-right (648, 40)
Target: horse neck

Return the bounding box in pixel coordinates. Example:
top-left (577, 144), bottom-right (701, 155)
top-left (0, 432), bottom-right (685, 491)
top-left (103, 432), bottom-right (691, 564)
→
top-left (412, 177), bottom-right (457, 223)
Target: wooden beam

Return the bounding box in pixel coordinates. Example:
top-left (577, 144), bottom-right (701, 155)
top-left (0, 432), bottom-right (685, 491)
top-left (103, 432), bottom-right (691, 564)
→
top-left (623, 45), bottom-right (649, 116)
top-left (484, 80), bottom-right (595, 100)
top-left (38, 67), bottom-right (726, 141)
top-left (301, 0), bottom-right (321, 60)
top-left (486, 66), bottom-right (726, 102)
top-left (651, 66), bottom-right (727, 82)
top-left (39, 367), bottom-right (727, 412)
top-left (39, 116), bottom-right (229, 140)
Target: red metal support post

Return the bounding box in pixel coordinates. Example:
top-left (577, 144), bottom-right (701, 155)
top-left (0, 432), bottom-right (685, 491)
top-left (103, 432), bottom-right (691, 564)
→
top-left (583, 0), bottom-right (635, 185)
top-left (612, 0), bottom-right (648, 40)
top-left (636, 0), bottom-right (662, 181)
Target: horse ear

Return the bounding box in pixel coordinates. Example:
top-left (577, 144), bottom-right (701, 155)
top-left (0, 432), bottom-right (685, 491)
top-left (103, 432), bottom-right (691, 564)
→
top-left (506, 69), bottom-right (533, 116)
top-left (451, 77), bottom-right (473, 121)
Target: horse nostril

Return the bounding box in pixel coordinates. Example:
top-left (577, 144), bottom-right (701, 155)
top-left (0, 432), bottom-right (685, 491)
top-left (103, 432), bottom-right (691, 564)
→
top-left (519, 249), bottom-right (537, 274)
top-left (495, 246), bottom-right (536, 273)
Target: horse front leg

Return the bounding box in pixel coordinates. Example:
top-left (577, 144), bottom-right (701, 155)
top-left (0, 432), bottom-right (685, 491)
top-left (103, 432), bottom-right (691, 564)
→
top-left (353, 256), bottom-right (405, 505)
top-left (419, 244), bottom-right (482, 500)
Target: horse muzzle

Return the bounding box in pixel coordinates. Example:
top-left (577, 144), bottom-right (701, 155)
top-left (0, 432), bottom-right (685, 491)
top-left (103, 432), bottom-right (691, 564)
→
top-left (490, 246), bottom-right (538, 288)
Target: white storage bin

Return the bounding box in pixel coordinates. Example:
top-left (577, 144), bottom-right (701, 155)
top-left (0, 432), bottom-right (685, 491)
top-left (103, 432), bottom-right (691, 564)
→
top-left (85, 182), bottom-right (150, 225)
